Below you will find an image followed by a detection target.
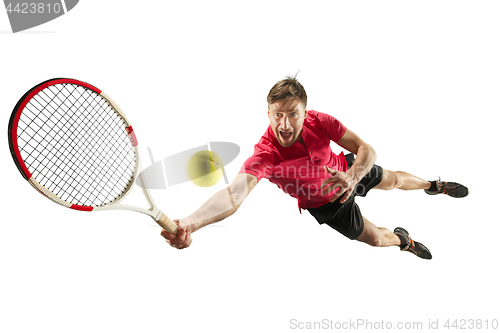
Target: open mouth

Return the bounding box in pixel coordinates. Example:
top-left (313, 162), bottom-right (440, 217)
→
top-left (280, 131), bottom-right (293, 140)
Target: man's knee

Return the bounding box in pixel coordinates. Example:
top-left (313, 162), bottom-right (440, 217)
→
top-left (393, 171), bottom-right (405, 189)
top-left (385, 170), bottom-right (404, 190)
top-left (360, 234), bottom-right (383, 247)
top-left (369, 236), bottom-right (383, 247)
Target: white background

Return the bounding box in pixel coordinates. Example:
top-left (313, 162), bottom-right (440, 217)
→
top-left (1, 1), bottom-right (498, 332)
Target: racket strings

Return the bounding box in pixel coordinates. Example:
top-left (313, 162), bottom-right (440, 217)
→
top-left (39, 86), bottom-right (134, 192)
top-left (47, 84), bottom-right (135, 204)
top-left (16, 83), bottom-right (136, 207)
top-left (20, 85), bottom-right (134, 205)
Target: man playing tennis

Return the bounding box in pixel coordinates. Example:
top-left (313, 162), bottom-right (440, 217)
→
top-left (161, 76), bottom-right (468, 259)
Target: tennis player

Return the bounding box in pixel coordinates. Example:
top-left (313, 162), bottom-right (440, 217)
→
top-left (161, 75), bottom-right (468, 259)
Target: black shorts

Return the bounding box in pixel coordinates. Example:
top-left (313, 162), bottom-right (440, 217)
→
top-left (306, 153), bottom-right (383, 240)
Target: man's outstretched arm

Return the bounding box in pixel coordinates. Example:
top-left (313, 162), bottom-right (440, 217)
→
top-left (161, 173), bottom-right (258, 249)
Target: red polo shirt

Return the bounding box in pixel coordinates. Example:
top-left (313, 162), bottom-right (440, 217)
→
top-left (239, 110), bottom-right (348, 210)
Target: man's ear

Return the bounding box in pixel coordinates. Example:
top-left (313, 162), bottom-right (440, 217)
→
top-left (304, 108), bottom-right (308, 118)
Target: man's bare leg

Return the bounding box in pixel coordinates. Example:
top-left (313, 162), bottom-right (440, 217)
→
top-left (356, 216), bottom-right (432, 259)
top-left (373, 168), bottom-right (431, 191)
top-left (355, 216), bottom-right (400, 247)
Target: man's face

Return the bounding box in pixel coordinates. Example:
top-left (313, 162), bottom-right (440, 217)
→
top-left (268, 99), bottom-right (307, 147)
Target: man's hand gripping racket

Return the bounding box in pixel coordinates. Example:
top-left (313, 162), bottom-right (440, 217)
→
top-left (8, 78), bottom-right (190, 247)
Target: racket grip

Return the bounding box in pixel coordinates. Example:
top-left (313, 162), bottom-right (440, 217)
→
top-left (156, 212), bottom-right (178, 234)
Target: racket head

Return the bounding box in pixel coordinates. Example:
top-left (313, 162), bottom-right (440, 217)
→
top-left (8, 78), bottom-right (140, 211)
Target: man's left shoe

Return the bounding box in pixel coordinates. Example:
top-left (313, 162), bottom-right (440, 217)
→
top-left (425, 177), bottom-right (469, 198)
top-left (394, 227), bottom-right (432, 260)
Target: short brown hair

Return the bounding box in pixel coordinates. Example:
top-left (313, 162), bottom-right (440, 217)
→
top-left (267, 74), bottom-right (307, 107)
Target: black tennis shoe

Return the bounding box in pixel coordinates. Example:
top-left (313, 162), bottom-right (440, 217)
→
top-left (394, 227), bottom-right (432, 260)
top-left (425, 177), bottom-right (468, 198)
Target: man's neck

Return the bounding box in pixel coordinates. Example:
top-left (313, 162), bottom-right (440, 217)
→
top-left (296, 133), bottom-right (305, 146)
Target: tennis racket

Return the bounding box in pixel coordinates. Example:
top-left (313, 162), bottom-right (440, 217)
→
top-left (8, 78), bottom-right (179, 236)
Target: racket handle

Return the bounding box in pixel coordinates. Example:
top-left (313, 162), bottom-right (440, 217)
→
top-left (156, 212), bottom-right (178, 234)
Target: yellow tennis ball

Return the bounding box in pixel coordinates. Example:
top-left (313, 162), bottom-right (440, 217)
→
top-left (187, 150), bottom-right (223, 187)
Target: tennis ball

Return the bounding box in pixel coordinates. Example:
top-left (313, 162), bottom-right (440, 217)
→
top-left (187, 150), bottom-right (223, 187)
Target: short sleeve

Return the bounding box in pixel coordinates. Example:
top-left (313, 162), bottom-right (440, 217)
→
top-left (315, 111), bottom-right (347, 143)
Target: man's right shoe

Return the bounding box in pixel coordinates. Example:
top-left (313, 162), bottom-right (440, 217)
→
top-left (394, 227), bottom-right (432, 260)
top-left (424, 177), bottom-right (469, 198)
